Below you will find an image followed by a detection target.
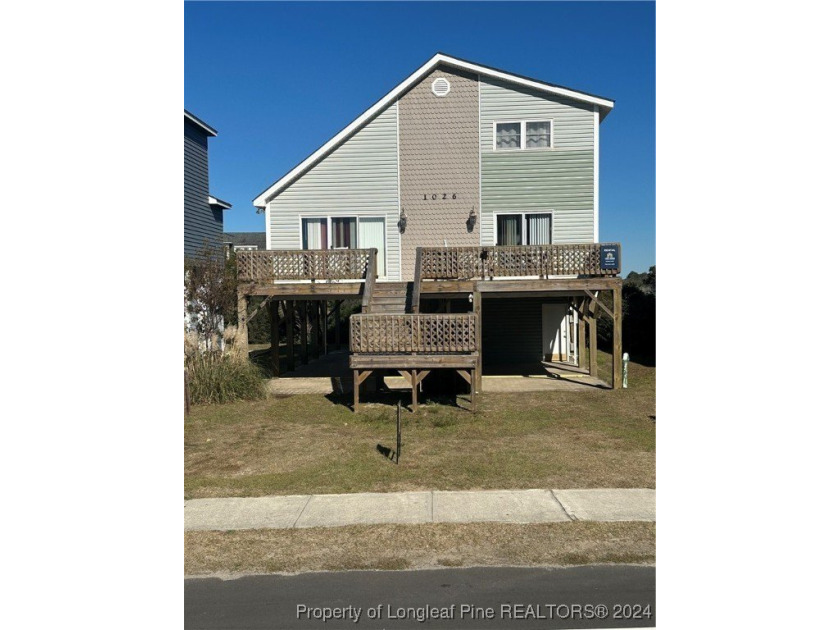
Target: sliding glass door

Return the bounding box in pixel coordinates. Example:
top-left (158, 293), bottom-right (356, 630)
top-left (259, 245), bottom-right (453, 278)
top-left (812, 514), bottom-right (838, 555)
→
top-left (358, 217), bottom-right (386, 277)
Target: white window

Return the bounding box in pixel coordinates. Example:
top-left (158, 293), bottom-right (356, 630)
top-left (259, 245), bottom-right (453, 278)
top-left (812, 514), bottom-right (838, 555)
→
top-left (495, 212), bottom-right (552, 246)
top-left (301, 216), bottom-right (387, 277)
top-left (494, 120), bottom-right (552, 150)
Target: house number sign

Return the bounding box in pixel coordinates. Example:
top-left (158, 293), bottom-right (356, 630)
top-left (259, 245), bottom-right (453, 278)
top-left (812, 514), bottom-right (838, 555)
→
top-left (422, 193), bottom-right (457, 200)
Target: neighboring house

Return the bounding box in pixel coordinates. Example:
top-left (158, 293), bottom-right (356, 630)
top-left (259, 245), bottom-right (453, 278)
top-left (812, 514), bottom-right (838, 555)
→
top-left (184, 110), bottom-right (231, 258)
top-left (223, 232), bottom-right (266, 258)
top-left (240, 53), bottom-right (624, 406)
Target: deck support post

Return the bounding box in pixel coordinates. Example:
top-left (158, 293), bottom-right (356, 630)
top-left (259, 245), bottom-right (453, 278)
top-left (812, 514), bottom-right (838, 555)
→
top-left (456, 369), bottom-right (476, 412)
top-left (334, 300), bottom-right (342, 350)
top-left (353, 369), bottom-right (373, 412)
top-left (353, 369), bottom-right (359, 412)
top-left (285, 300), bottom-right (295, 372)
top-left (301, 301), bottom-right (309, 364)
top-left (587, 299), bottom-right (598, 379)
top-left (314, 300), bottom-right (322, 358)
top-left (612, 285), bottom-right (623, 389)
top-left (269, 300), bottom-right (280, 377)
top-left (473, 290), bottom-right (482, 393)
top-left (577, 298), bottom-right (586, 369)
top-left (321, 301), bottom-right (328, 355)
top-left (237, 290), bottom-right (248, 347)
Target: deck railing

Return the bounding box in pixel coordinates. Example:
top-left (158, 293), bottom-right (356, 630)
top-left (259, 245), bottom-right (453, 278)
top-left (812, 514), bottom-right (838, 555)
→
top-left (350, 313), bottom-right (478, 354)
top-left (237, 249), bottom-right (372, 283)
top-left (419, 243), bottom-right (621, 280)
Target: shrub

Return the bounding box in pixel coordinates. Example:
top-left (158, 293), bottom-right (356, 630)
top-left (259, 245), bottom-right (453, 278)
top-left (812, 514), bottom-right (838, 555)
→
top-left (185, 327), bottom-right (265, 405)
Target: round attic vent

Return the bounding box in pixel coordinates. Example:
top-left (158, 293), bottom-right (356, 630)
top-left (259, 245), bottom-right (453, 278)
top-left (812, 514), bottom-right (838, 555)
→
top-left (431, 77), bottom-right (451, 97)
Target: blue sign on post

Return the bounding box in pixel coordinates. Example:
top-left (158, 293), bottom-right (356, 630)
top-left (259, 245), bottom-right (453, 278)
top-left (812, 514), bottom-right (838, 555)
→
top-left (600, 245), bottom-right (619, 271)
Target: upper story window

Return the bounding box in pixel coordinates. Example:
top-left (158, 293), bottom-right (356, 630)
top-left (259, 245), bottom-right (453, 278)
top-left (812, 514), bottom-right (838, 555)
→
top-left (494, 120), bottom-right (552, 150)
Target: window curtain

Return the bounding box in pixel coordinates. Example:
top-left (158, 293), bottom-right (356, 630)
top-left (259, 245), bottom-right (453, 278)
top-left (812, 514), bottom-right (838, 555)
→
top-left (496, 215), bottom-right (522, 246)
top-left (302, 218), bottom-right (325, 250)
top-left (526, 213), bottom-right (551, 245)
top-left (525, 121), bottom-right (551, 148)
top-left (495, 122), bottom-right (522, 149)
top-left (331, 218), bottom-right (357, 249)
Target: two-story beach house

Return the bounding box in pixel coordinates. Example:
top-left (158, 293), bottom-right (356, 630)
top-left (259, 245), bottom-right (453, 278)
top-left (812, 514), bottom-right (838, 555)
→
top-left (237, 53), bottom-right (622, 410)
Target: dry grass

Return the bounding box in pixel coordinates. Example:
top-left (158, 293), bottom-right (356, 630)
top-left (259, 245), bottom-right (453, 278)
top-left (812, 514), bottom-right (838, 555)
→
top-left (184, 353), bottom-right (655, 498)
top-left (185, 521), bottom-right (655, 576)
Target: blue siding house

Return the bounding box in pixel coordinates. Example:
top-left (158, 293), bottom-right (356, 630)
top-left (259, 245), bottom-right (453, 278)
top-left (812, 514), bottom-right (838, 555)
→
top-left (184, 110), bottom-right (231, 258)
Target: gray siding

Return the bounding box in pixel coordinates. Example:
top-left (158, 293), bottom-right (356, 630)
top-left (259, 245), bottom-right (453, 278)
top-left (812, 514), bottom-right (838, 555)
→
top-left (184, 119), bottom-right (223, 258)
top-left (267, 103), bottom-right (401, 280)
top-left (398, 67), bottom-right (481, 281)
top-left (479, 77), bottom-right (595, 245)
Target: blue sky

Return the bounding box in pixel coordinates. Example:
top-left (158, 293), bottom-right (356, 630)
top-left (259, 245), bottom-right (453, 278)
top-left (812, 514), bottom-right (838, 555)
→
top-left (185, 1), bottom-right (655, 274)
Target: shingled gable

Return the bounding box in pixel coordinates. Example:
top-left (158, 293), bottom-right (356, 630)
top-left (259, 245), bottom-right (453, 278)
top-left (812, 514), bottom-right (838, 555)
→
top-left (252, 52), bottom-right (615, 208)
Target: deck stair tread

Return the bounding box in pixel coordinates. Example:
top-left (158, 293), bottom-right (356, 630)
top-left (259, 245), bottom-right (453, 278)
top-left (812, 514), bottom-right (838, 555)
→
top-left (367, 281), bottom-right (412, 314)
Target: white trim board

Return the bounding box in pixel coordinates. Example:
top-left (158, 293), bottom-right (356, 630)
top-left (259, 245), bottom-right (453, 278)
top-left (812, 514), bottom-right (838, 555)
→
top-left (253, 53), bottom-right (614, 208)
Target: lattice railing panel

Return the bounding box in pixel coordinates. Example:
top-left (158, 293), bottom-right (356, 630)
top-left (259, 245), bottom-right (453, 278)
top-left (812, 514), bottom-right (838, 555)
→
top-left (237, 249), bottom-right (371, 282)
top-left (350, 314), bottom-right (477, 354)
top-left (418, 243), bottom-right (619, 280)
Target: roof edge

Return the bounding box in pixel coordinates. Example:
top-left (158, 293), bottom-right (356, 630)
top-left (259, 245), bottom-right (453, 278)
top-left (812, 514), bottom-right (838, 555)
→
top-left (208, 195), bottom-right (232, 209)
top-left (253, 53), bottom-right (614, 207)
top-left (185, 109), bottom-right (218, 136)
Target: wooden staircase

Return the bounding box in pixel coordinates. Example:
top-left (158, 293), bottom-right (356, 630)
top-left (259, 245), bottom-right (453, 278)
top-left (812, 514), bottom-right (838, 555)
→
top-left (366, 282), bottom-right (411, 314)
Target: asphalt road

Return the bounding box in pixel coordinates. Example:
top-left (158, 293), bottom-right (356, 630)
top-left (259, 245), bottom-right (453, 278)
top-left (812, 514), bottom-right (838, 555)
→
top-left (185, 565), bottom-right (655, 629)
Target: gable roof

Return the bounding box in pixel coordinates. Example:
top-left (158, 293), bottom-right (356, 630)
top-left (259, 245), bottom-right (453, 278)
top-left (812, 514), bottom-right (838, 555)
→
top-left (208, 195), bottom-right (232, 210)
top-left (223, 232), bottom-right (266, 249)
top-left (253, 52), bottom-right (614, 208)
top-left (184, 109), bottom-right (217, 137)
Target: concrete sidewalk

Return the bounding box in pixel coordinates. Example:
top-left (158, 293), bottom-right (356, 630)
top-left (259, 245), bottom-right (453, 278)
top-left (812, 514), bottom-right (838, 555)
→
top-left (185, 488), bottom-right (655, 531)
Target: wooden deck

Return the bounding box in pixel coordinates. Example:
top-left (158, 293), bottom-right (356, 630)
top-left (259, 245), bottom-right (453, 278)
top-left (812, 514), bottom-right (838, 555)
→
top-left (235, 244), bottom-right (624, 405)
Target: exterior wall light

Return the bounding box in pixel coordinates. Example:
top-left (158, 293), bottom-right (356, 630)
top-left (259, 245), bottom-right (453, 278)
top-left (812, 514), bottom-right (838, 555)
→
top-left (466, 206), bottom-right (477, 232)
top-left (398, 209), bottom-right (408, 234)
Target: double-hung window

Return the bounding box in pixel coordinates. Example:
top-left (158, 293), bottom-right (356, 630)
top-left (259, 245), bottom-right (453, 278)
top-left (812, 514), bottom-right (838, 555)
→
top-left (495, 212), bottom-right (552, 246)
top-left (494, 120), bottom-right (552, 150)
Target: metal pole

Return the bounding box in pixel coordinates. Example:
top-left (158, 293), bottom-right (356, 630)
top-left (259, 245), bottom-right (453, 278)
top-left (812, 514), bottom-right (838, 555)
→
top-left (396, 401), bottom-right (402, 465)
top-left (622, 352), bottom-right (630, 388)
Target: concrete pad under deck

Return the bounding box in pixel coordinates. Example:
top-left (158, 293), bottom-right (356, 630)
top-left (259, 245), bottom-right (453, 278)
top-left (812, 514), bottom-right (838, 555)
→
top-left (294, 492), bottom-right (432, 528)
top-left (552, 489), bottom-right (656, 522)
top-left (433, 489), bottom-right (571, 524)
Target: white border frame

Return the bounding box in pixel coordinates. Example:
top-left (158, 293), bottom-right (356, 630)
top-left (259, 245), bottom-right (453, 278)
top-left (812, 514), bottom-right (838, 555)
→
top-left (593, 106), bottom-right (600, 242)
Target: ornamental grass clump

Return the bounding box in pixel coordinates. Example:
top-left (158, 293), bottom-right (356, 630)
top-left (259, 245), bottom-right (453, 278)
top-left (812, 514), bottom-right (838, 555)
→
top-left (185, 326), bottom-right (265, 405)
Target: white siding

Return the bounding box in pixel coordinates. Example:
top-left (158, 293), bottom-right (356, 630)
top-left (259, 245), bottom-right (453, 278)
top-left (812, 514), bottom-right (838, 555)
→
top-left (267, 103), bottom-right (401, 280)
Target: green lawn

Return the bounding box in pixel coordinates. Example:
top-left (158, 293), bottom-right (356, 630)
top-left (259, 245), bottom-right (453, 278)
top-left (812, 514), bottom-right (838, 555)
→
top-left (184, 351), bottom-right (655, 498)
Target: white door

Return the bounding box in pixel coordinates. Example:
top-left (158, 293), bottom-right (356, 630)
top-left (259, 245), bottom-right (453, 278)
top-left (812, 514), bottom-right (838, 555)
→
top-left (542, 303), bottom-right (576, 363)
top-left (358, 217), bottom-right (386, 278)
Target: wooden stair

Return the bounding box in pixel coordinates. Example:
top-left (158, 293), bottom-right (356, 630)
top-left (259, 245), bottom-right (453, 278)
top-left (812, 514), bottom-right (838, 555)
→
top-left (367, 282), bottom-right (410, 314)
